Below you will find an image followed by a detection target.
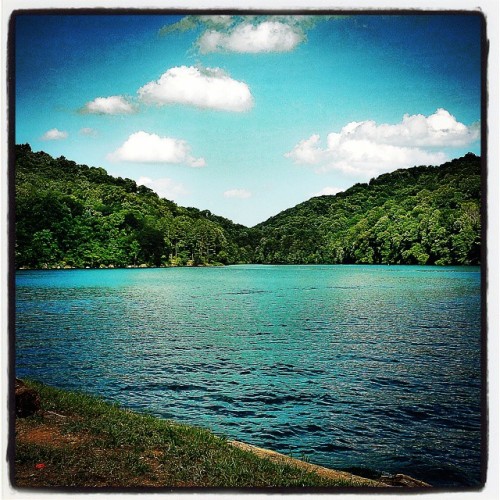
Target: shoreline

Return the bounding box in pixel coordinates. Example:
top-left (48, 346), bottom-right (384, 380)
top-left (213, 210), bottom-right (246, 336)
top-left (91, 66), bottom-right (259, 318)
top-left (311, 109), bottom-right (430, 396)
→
top-left (14, 380), bottom-right (431, 489)
top-left (228, 440), bottom-right (431, 488)
top-left (16, 262), bottom-right (481, 271)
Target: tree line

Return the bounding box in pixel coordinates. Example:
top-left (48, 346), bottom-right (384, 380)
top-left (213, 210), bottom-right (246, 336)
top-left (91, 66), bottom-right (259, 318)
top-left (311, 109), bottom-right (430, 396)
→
top-left (14, 144), bottom-right (481, 269)
top-left (253, 153), bottom-right (481, 265)
top-left (15, 144), bottom-right (255, 269)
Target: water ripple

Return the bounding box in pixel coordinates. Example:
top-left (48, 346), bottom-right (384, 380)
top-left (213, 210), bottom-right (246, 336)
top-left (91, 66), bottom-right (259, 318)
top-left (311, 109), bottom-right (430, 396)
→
top-left (15, 265), bottom-right (482, 487)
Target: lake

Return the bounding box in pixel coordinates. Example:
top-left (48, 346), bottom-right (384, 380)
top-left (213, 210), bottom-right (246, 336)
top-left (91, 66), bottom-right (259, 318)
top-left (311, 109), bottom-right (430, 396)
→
top-left (15, 265), bottom-right (483, 487)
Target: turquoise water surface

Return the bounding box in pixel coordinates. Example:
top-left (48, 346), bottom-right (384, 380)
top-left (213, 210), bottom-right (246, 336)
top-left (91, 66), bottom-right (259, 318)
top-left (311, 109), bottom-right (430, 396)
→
top-left (15, 265), bottom-right (482, 487)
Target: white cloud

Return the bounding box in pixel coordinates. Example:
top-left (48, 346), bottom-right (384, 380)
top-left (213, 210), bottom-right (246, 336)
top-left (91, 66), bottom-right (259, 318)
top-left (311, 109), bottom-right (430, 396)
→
top-left (82, 95), bottom-right (136, 115)
top-left (161, 15), bottom-right (337, 53)
top-left (79, 127), bottom-right (98, 137)
top-left (286, 109), bottom-right (479, 178)
top-left (334, 108), bottom-right (479, 148)
top-left (41, 128), bottom-right (68, 140)
top-left (198, 21), bottom-right (305, 54)
top-left (138, 66), bottom-right (253, 112)
top-left (107, 131), bottom-right (206, 167)
top-left (286, 134), bottom-right (324, 165)
top-left (314, 187), bottom-right (343, 197)
top-left (224, 188), bottom-right (252, 199)
top-left (137, 176), bottom-right (189, 201)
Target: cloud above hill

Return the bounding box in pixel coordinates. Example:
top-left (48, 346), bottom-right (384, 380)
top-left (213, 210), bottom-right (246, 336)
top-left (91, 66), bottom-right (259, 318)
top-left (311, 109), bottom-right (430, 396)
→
top-left (198, 21), bottom-right (305, 54)
top-left (42, 128), bottom-right (68, 140)
top-left (108, 131), bottom-right (205, 167)
top-left (137, 176), bottom-right (189, 201)
top-left (224, 188), bottom-right (252, 199)
top-left (314, 186), bottom-right (343, 197)
top-left (138, 66), bottom-right (253, 112)
top-left (285, 109), bottom-right (479, 178)
top-left (79, 127), bottom-right (98, 137)
top-left (81, 95), bottom-right (136, 115)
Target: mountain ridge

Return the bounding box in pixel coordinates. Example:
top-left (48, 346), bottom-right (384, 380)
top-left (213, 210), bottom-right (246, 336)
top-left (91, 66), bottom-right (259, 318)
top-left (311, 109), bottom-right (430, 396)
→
top-left (14, 145), bottom-right (481, 268)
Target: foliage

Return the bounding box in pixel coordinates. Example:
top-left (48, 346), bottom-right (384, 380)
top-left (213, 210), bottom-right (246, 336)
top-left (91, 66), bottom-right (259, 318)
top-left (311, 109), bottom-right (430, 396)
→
top-left (15, 145), bottom-right (481, 268)
top-left (254, 153), bottom-right (481, 265)
top-left (15, 144), bottom-right (257, 269)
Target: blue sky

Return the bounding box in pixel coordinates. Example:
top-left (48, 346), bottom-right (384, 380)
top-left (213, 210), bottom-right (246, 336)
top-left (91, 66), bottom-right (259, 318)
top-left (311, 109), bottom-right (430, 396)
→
top-left (15, 13), bottom-right (482, 227)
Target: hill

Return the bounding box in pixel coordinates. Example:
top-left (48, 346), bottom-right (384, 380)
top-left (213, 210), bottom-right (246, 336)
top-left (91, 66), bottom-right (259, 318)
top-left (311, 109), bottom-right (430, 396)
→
top-left (14, 144), bottom-right (256, 269)
top-left (254, 154), bottom-right (481, 265)
top-left (14, 145), bottom-right (481, 268)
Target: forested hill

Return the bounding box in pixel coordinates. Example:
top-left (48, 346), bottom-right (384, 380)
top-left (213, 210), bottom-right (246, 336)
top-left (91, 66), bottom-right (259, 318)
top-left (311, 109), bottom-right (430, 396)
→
top-left (14, 145), bottom-right (481, 269)
top-left (14, 144), bottom-right (256, 269)
top-left (254, 153), bottom-right (481, 265)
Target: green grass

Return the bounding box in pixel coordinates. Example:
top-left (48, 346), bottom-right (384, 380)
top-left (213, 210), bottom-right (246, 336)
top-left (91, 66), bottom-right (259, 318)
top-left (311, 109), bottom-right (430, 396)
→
top-left (14, 380), bottom-right (380, 489)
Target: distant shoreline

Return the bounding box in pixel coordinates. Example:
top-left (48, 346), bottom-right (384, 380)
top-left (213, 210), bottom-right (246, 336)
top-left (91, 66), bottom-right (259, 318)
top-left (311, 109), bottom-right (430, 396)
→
top-left (15, 262), bottom-right (481, 271)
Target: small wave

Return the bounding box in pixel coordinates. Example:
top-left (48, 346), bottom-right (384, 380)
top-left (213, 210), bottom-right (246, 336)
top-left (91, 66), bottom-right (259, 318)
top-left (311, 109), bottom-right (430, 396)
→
top-left (401, 407), bottom-right (432, 421)
top-left (315, 442), bottom-right (354, 452)
top-left (296, 423), bottom-right (325, 434)
top-left (205, 404), bottom-right (227, 412)
top-left (225, 409), bottom-right (256, 418)
top-left (326, 286), bottom-right (361, 289)
top-left (267, 426), bottom-right (297, 439)
top-left (158, 383), bottom-right (206, 392)
top-left (370, 376), bottom-right (411, 388)
top-left (264, 362), bottom-right (297, 374)
top-left (238, 391), bottom-right (314, 406)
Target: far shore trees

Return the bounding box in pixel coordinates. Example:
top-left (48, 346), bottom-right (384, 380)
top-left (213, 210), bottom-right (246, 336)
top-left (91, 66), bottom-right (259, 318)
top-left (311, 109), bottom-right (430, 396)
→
top-left (15, 145), bottom-right (481, 269)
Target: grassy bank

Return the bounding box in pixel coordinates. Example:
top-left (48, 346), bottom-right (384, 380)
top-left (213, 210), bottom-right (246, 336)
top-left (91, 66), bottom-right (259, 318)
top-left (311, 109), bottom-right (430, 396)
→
top-left (14, 380), bottom-right (385, 489)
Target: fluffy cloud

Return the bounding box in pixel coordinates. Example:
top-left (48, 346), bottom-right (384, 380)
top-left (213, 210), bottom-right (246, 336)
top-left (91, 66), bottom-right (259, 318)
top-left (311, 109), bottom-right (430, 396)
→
top-left (137, 176), bottom-right (189, 201)
top-left (223, 188), bottom-right (252, 199)
top-left (82, 95), bottom-right (136, 115)
top-left (42, 128), bottom-right (68, 140)
top-left (107, 131), bottom-right (205, 167)
top-left (198, 21), bottom-right (305, 54)
top-left (286, 109), bottom-right (479, 178)
top-left (314, 187), bottom-right (343, 197)
top-left (286, 134), bottom-right (324, 165)
top-left (331, 108), bottom-right (479, 148)
top-left (138, 66), bottom-right (253, 112)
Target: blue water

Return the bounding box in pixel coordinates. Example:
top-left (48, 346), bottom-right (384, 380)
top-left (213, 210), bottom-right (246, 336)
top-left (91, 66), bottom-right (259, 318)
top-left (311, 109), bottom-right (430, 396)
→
top-left (15, 265), bottom-right (483, 487)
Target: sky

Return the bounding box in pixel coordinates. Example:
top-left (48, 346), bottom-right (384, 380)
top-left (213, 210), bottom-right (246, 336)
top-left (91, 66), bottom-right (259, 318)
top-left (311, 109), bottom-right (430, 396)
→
top-left (14, 13), bottom-right (483, 227)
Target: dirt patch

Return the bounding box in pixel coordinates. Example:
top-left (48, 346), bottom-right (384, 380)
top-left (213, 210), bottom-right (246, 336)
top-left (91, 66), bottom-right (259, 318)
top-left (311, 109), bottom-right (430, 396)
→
top-left (16, 418), bottom-right (88, 448)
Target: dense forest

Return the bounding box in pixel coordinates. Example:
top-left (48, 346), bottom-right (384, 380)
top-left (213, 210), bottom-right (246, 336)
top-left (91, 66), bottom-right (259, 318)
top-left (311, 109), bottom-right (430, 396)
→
top-left (254, 153), bottom-right (482, 265)
top-left (14, 144), bottom-right (481, 269)
top-left (14, 144), bottom-right (256, 269)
